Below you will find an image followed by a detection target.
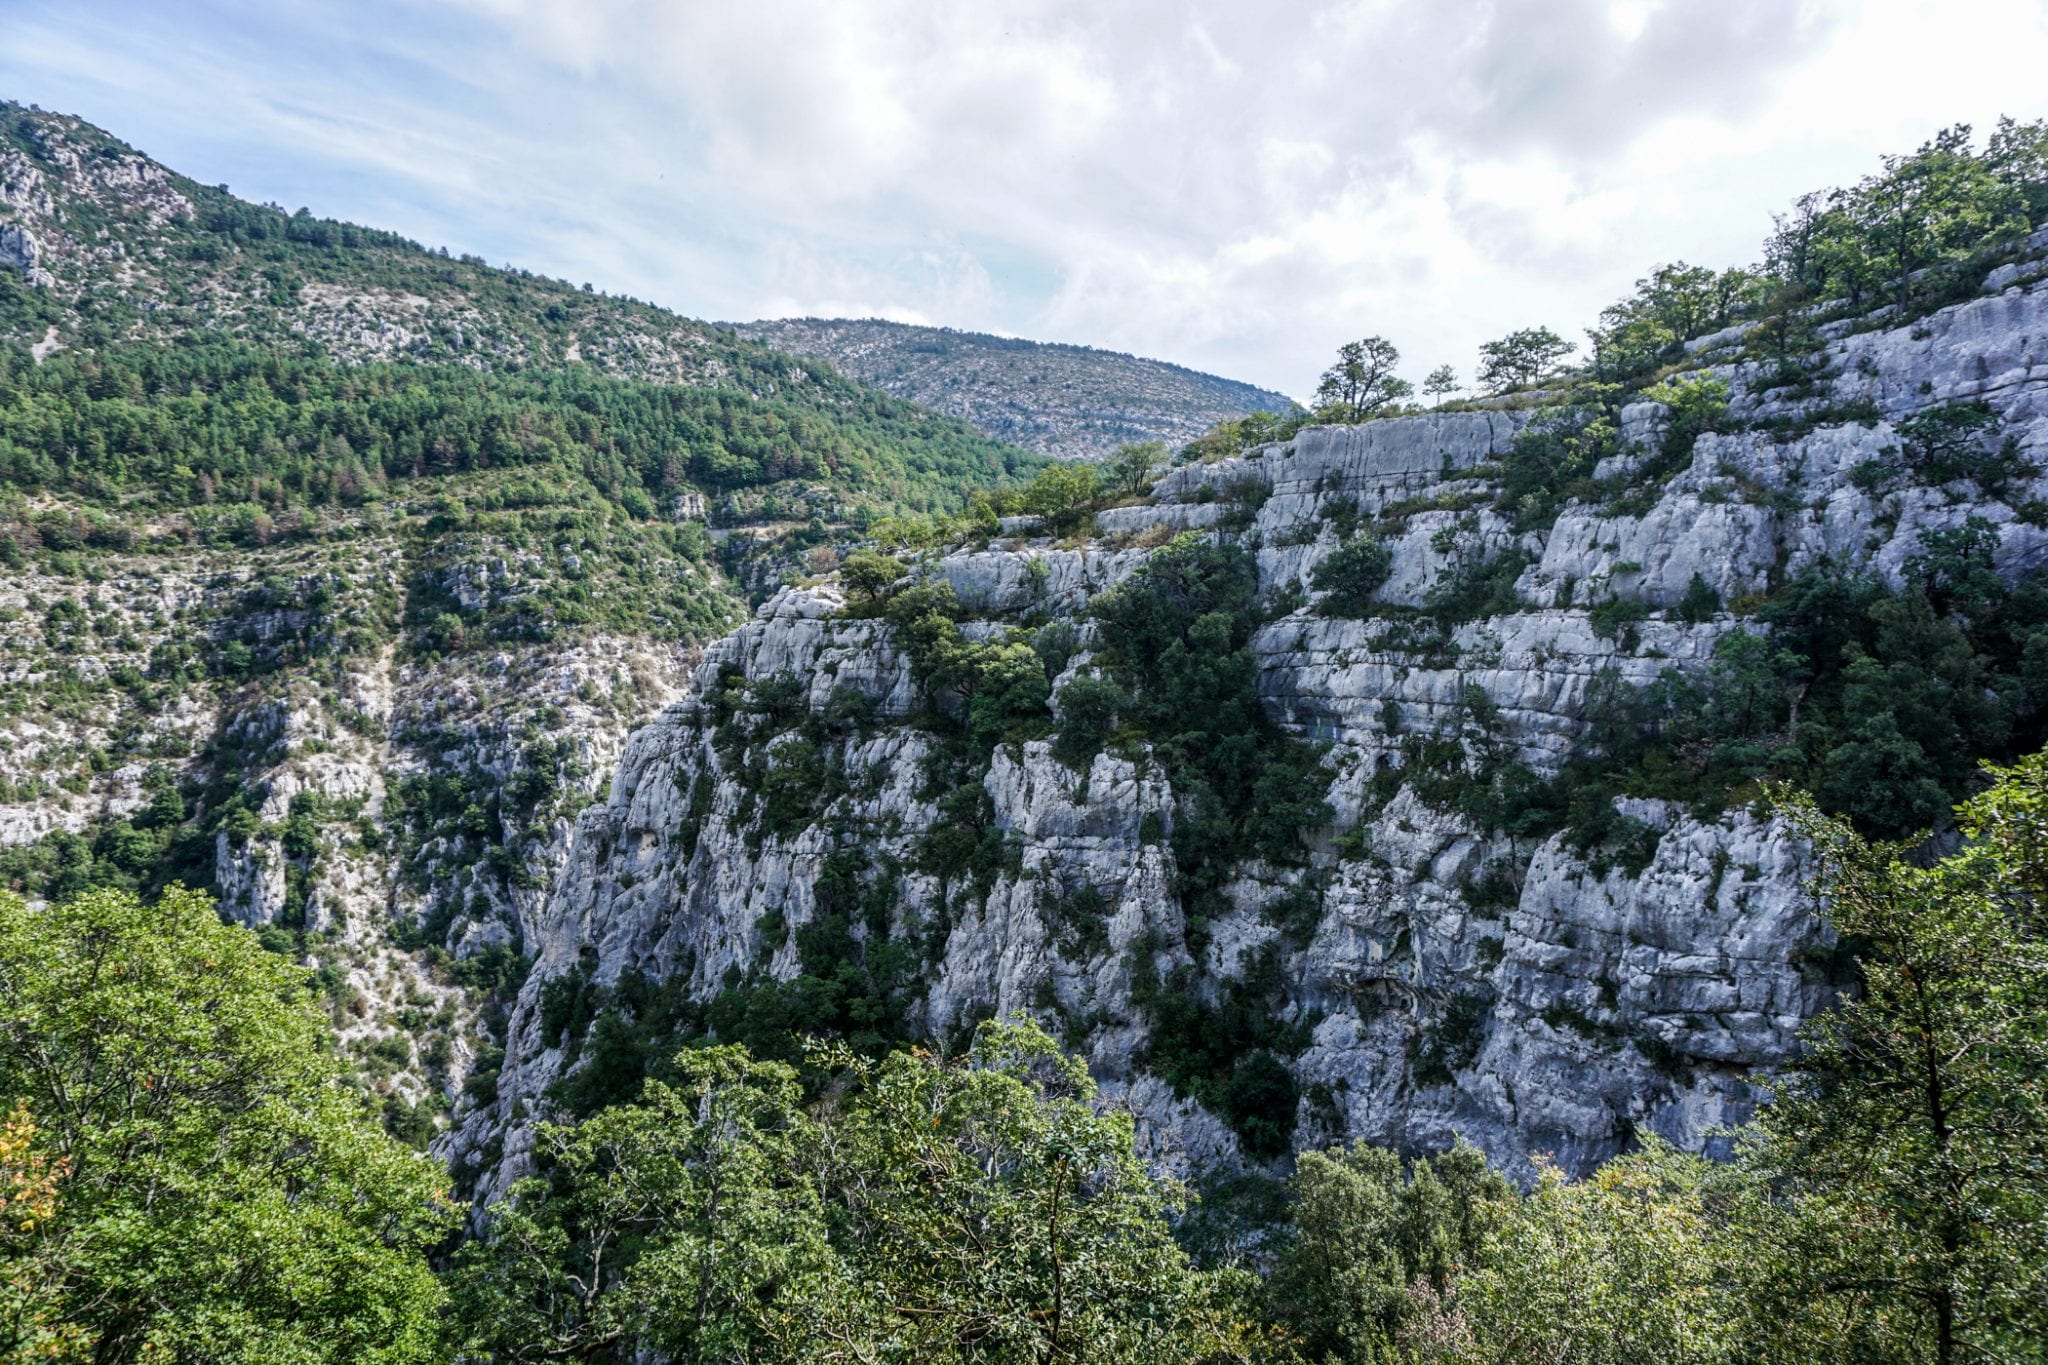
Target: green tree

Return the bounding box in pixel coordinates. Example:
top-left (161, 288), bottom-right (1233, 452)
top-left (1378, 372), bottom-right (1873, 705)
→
top-left (1312, 536), bottom-right (1395, 617)
top-left (1675, 572), bottom-right (1722, 624)
top-left (1806, 589), bottom-right (2006, 836)
top-left (1856, 125), bottom-right (2028, 312)
top-left (830, 1018), bottom-right (1257, 1363)
top-left (840, 548), bottom-right (903, 605)
top-left (1768, 189), bottom-right (1835, 296)
top-left (0, 886), bottom-right (451, 1364)
top-left (1896, 402), bottom-right (2024, 490)
top-left (1021, 460), bottom-right (1102, 532)
top-left (1492, 398), bottom-right (1621, 531)
top-left (1476, 327), bottom-right (1574, 393)
top-left (1593, 260), bottom-right (1763, 352)
top-left (1267, 1141), bottom-right (1510, 1364)
top-left (453, 1046), bottom-right (859, 1362)
top-left (456, 1019), bottom-right (1265, 1364)
top-left (1423, 366), bottom-right (1459, 409)
top-left (1746, 774), bottom-right (2048, 1364)
top-left (1053, 672), bottom-right (1126, 769)
top-left (1771, 124), bottom-right (2034, 314)
top-left (966, 639), bottom-right (1053, 746)
top-left (1987, 115), bottom-right (2048, 222)
top-left (1315, 337), bottom-right (1412, 421)
top-left (1593, 262), bottom-right (1718, 366)
top-left (1637, 374), bottom-right (1727, 460)
top-left (1903, 516), bottom-right (2004, 619)
top-left (1105, 439), bottom-right (1166, 496)
top-left (1179, 410), bottom-right (1310, 464)
top-left (1423, 1143), bottom-right (1738, 1365)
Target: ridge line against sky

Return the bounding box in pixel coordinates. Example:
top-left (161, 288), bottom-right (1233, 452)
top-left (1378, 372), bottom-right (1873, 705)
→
top-left (6, 0), bottom-right (2048, 398)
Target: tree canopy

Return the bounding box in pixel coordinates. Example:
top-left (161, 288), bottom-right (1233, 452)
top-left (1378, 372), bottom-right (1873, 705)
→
top-left (1745, 772), bottom-right (2048, 1364)
top-left (1476, 327), bottom-right (1575, 393)
top-left (4, 789), bottom-right (2047, 1365)
top-left (0, 885), bottom-right (452, 1364)
top-left (454, 1018), bottom-right (1262, 1364)
top-left (1315, 337), bottom-right (1412, 421)
top-left (0, 331), bottom-right (1040, 533)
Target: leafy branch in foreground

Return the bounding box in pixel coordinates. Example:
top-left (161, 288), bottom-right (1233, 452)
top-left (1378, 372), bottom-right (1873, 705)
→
top-left (1743, 772), bottom-right (2048, 1365)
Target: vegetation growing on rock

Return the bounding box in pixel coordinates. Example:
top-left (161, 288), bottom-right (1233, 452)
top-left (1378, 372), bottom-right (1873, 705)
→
top-left (8, 746), bottom-right (2044, 1361)
top-left (8, 95), bottom-right (2048, 1365)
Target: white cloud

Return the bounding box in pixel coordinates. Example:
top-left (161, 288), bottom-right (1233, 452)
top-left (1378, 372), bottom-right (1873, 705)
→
top-left (8, 0), bottom-right (2048, 398)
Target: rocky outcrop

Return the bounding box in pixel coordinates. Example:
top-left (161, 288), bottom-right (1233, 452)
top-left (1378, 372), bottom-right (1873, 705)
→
top-left (0, 222), bottom-right (51, 287)
top-left (0, 534), bottom-right (705, 1117)
top-left (13, 96), bottom-right (2048, 1201)
top-left (450, 248), bottom-right (2048, 1198)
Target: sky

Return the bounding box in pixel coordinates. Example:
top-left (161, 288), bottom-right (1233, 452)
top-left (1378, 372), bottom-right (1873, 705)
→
top-left (5, 1), bottom-right (2048, 400)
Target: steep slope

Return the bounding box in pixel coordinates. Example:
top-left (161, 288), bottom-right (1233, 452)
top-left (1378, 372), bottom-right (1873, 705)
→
top-left (0, 100), bottom-right (736, 380)
top-left (0, 101), bottom-right (730, 384)
top-left (0, 101), bottom-right (1039, 1136)
top-left (453, 229), bottom-right (2048, 1199)
top-left (736, 317), bottom-right (1298, 458)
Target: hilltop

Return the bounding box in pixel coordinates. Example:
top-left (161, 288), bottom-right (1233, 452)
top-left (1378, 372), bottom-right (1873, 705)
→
top-left (736, 315), bottom-right (1297, 458)
top-left (0, 100), bottom-right (1041, 530)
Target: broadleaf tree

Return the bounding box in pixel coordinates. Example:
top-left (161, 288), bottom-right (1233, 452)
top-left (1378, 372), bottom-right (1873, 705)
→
top-left (1315, 337), bottom-right (1412, 421)
top-left (0, 886), bottom-right (453, 1365)
top-left (1476, 326), bottom-right (1575, 393)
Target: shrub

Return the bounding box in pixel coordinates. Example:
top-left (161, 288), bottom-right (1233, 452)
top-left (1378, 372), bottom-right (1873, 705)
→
top-left (1052, 673), bottom-right (1125, 769)
top-left (838, 549), bottom-right (901, 605)
top-left (1312, 536), bottom-right (1394, 617)
top-left (1219, 1050), bottom-right (1299, 1160)
top-left (1020, 460), bottom-right (1101, 532)
top-left (1427, 545), bottom-right (1533, 623)
top-left (1676, 572), bottom-right (1722, 623)
top-left (1589, 596), bottom-right (1652, 643)
top-left (1898, 401), bottom-right (2000, 480)
top-left (965, 641), bottom-right (1051, 747)
top-left (1413, 989), bottom-right (1495, 1086)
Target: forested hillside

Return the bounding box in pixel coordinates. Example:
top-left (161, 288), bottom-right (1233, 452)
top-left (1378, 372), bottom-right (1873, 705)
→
top-left (0, 101), bottom-right (1042, 529)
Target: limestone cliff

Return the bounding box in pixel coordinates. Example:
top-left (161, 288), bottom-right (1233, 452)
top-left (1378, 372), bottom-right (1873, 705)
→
top-left (450, 230), bottom-right (2048, 1197)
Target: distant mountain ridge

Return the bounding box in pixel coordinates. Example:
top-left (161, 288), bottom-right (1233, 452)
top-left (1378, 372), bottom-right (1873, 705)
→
top-left (0, 100), bottom-right (1045, 525)
top-left (735, 316), bottom-right (1298, 458)
top-left (0, 101), bottom-right (738, 385)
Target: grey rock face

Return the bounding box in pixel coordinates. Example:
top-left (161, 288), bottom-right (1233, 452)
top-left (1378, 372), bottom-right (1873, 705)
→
top-left (455, 259), bottom-right (2048, 1195)
top-left (0, 531), bottom-right (707, 1120)
top-left (0, 222), bottom-right (52, 287)
top-left (936, 547), bottom-right (1150, 617)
